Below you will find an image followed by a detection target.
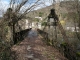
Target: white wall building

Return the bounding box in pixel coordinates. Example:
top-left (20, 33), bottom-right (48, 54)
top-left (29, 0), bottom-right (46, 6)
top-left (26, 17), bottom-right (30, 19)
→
top-left (66, 27), bottom-right (79, 32)
top-left (35, 17), bottom-right (42, 29)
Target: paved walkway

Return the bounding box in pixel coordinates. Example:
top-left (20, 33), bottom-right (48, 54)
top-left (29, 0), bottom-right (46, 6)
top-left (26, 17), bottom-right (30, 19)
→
top-left (11, 29), bottom-right (68, 60)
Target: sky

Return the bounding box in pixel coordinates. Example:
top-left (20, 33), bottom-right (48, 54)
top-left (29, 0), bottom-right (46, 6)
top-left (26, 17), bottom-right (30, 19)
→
top-left (0, 0), bottom-right (53, 17)
top-left (0, 0), bottom-right (10, 17)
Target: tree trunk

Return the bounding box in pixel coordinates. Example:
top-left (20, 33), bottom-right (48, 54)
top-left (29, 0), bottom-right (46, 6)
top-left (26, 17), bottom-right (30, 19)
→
top-left (13, 23), bottom-right (16, 44)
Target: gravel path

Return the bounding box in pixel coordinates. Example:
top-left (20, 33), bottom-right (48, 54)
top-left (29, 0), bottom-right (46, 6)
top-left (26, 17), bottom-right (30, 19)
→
top-left (11, 29), bottom-right (68, 60)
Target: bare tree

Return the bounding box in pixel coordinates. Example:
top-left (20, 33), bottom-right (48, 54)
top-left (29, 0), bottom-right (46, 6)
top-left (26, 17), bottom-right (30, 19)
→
top-left (1, 0), bottom-right (46, 44)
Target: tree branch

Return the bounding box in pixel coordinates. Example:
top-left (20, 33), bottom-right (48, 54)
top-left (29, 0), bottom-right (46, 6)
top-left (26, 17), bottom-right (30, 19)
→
top-left (15, 0), bottom-right (28, 13)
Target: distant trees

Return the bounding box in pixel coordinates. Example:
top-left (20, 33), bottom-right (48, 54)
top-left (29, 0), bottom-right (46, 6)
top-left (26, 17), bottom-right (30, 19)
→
top-left (39, 12), bottom-right (44, 17)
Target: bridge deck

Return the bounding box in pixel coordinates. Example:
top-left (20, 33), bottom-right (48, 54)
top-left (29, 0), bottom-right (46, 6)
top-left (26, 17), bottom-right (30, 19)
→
top-left (11, 29), bottom-right (68, 60)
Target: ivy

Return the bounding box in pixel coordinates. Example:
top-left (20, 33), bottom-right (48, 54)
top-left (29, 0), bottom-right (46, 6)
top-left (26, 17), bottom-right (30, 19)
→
top-left (39, 12), bottom-right (44, 17)
top-left (41, 22), bottom-right (47, 26)
top-left (60, 42), bottom-right (67, 47)
top-left (76, 52), bottom-right (80, 57)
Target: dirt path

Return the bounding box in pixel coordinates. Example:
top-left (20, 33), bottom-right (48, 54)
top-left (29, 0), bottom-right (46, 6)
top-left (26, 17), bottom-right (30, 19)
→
top-left (11, 29), bottom-right (68, 60)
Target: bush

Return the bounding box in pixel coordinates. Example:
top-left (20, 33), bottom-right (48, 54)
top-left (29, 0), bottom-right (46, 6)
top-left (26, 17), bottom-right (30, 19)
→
top-left (41, 22), bottom-right (47, 26)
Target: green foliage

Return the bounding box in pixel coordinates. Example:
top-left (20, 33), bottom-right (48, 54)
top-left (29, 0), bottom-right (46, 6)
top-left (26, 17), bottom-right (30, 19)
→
top-left (41, 22), bottom-right (47, 26)
top-left (61, 42), bottom-right (67, 47)
top-left (61, 13), bottom-right (68, 18)
top-left (49, 41), bottom-right (53, 46)
top-left (4, 26), bottom-right (8, 33)
top-left (0, 48), bottom-right (13, 60)
top-left (0, 51), bottom-right (9, 60)
top-left (35, 18), bottom-right (39, 22)
top-left (0, 25), bottom-right (13, 60)
top-left (46, 39), bottom-right (51, 46)
top-left (39, 12), bottom-right (44, 17)
top-left (76, 52), bottom-right (80, 57)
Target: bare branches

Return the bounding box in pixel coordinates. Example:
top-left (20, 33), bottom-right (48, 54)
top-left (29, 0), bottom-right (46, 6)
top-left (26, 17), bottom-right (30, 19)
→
top-left (15, 0), bottom-right (28, 13)
top-left (5, 0), bottom-right (49, 24)
top-left (16, 0), bottom-right (41, 22)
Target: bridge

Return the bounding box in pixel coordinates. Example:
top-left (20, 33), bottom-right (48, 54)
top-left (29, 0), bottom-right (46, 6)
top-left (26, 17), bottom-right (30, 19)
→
top-left (10, 23), bottom-right (79, 60)
top-left (11, 28), bottom-right (68, 60)
top-left (1, 7), bottom-right (80, 60)
top-left (10, 10), bottom-right (79, 60)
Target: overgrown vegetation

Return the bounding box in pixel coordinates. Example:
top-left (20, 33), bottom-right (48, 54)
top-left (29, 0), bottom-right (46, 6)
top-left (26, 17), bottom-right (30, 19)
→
top-left (39, 12), bottom-right (44, 17)
top-left (0, 0), bottom-right (80, 60)
top-left (0, 0), bottom-right (44, 60)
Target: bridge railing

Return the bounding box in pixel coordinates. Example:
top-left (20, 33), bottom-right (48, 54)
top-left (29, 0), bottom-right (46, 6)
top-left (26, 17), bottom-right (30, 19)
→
top-left (14, 28), bottom-right (32, 44)
top-left (37, 29), bottom-right (80, 60)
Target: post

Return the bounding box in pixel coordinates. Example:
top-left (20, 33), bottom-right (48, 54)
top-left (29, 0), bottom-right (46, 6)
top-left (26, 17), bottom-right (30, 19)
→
top-left (53, 26), bottom-right (57, 47)
top-left (12, 23), bottom-right (16, 44)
